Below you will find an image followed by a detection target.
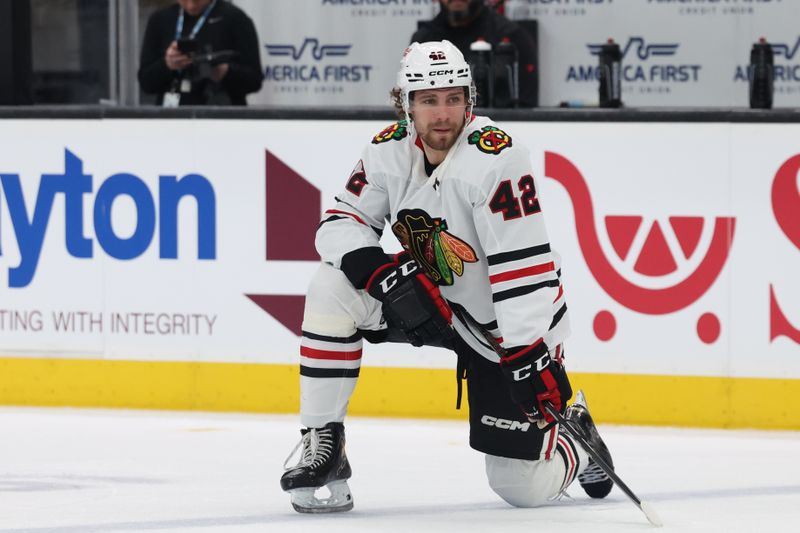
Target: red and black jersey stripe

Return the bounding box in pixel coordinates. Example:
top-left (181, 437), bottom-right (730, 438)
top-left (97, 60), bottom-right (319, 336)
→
top-left (488, 244), bottom-right (559, 303)
top-left (486, 243), bottom-right (551, 266)
top-left (319, 198), bottom-right (383, 237)
top-left (549, 303), bottom-right (568, 330)
top-left (492, 278), bottom-right (560, 303)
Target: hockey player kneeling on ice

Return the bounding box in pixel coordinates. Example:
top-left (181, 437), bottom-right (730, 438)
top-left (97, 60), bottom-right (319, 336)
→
top-left (280, 40), bottom-right (614, 513)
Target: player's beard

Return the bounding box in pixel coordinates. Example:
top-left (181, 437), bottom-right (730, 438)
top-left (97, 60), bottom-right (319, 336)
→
top-left (417, 117), bottom-right (465, 152)
top-left (444, 0), bottom-right (482, 25)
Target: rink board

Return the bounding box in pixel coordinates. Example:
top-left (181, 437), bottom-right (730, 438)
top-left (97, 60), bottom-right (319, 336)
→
top-left (239, 0), bottom-right (800, 108)
top-left (1, 358), bottom-right (799, 430)
top-left (0, 119), bottom-right (798, 429)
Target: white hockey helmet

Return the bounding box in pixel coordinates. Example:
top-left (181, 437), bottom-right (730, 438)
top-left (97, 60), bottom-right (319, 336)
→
top-left (396, 40), bottom-right (475, 119)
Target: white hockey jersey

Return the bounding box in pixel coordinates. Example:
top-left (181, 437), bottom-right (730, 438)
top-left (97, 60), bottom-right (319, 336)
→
top-left (317, 116), bottom-right (570, 361)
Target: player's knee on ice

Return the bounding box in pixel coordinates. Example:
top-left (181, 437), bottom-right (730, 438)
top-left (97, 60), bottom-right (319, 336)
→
top-left (485, 454), bottom-right (565, 508)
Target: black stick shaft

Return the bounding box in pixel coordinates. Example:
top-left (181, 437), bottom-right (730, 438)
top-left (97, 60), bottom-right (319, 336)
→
top-left (544, 402), bottom-right (643, 507)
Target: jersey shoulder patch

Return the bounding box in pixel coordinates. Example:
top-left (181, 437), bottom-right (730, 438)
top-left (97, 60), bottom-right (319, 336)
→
top-left (372, 120), bottom-right (409, 144)
top-left (468, 125), bottom-right (513, 155)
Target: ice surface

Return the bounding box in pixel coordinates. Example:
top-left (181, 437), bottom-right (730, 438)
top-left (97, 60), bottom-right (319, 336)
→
top-left (0, 408), bottom-right (798, 532)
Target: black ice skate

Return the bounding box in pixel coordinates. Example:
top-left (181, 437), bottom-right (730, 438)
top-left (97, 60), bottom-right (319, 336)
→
top-left (280, 421), bottom-right (353, 513)
top-left (564, 390), bottom-right (615, 499)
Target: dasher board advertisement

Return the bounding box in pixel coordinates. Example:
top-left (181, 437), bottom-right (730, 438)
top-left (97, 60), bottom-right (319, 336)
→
top-left (235, 0), bottom-right (438, 106)
top-left (236, 0), bottom-right (800, 107)
top-left (0, 119), bottom-right (797, 382)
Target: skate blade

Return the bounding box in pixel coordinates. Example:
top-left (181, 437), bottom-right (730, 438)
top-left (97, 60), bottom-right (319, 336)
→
top-left (289, 480), bottom-right (353, 514)
top-left (574, 389), bottom-right (587, 408)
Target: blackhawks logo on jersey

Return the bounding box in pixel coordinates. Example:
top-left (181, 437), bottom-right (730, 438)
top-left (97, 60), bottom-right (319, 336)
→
top-left (372, 120), bottom-right (409, 144)
top-left (468, 126), bottom-right (512, 155)
top-left (392, 209), bottom-right (478, 286)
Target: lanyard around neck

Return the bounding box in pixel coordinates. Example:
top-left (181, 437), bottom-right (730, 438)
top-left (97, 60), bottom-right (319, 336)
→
top-left (175, 0), bottom-right (218, 41)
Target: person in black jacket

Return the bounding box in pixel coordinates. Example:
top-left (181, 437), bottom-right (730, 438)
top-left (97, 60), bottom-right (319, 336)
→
top-left (138, 0), bottom-right (263, 106)
top-left (411, 0), bottom-right (537, 107)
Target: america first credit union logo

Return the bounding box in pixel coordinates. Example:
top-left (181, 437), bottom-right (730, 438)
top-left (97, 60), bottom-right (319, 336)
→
top-left (772, 38), bottom-right (800, 61)
top-left (587, 38), bottom-right (678, 61)
top-left (567, 36), bottom-right (701, 94)
top-left (644, 0), bottom-right (783, 17)
top-left (265, 39), bottom-right (351, 61)
top-left (506, 0), bottom-right (614, 19)
top-left (263, 37), bottom-right (372, 94)
top-left (320, 0), bottom-right (436, 19)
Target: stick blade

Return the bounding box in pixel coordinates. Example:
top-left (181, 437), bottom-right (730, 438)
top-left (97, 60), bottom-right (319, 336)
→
top-left (640, 501), bottom-right (663, 527)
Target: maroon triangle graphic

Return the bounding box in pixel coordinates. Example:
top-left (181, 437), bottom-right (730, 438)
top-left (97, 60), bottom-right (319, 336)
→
top-left (669, 216), bottom-right (704, 259)
top-left (634, 221), bottom-right (678, 276)
top-left (246, 294), bottom-right (305, 336)
top-left (605, 216), bottom-right (642, 261)
top-left (266, 150), bottom-right (321, 261)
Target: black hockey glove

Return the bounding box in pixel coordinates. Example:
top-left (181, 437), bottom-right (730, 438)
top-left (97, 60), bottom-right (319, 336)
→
top-left (366, 254), bottom-right (454, 348)
top-left (499, 341), bottom-right (572, 424)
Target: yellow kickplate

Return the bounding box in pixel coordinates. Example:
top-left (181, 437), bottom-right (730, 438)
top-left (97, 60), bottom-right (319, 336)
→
top-left (0, 358), bottom-right (797, 430)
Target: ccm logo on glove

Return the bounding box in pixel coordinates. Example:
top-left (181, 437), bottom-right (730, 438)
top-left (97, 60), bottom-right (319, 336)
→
top-left (365, 253), bottom-right (453, 348)
top-left (376, 260), bottom-right (419, 294)
top-left (511, 353), bottom-right (552, 382)
top-left (499, 341), bottom-right (572, 424)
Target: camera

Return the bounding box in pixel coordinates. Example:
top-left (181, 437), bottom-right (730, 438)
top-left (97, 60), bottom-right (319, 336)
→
top-left (177, 38), bottom-right (198, 55)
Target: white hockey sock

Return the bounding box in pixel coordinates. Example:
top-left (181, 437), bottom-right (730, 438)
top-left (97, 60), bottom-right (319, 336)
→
top-left (299, 330), bottom-right (362, 428)
top-left (555, 432), bottom-right (588, 492)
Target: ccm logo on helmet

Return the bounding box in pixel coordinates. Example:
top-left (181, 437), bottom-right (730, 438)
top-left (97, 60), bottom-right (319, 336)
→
top-left (428, 70), bottom-right (454, 76)
top-left (480, 415), bottom-right (531, 432)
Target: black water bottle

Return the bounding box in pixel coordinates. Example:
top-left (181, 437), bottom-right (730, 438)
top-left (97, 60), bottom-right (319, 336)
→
top-left (749, 37), bottom-right (774, 109)
top-left (598, 38), bottom-right (622, 108)
top-left (493, 37), bottom-right (518, 108)
top-left (470, 38), bottom-right (493, 107)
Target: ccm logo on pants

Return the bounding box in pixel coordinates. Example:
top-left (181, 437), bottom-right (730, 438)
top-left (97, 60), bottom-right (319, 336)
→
top-left (480, 415), bottom-right (531, 432)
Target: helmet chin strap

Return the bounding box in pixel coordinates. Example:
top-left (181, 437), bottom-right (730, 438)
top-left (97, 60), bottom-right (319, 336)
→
top-left (406, 118), bottom-right (417, 143)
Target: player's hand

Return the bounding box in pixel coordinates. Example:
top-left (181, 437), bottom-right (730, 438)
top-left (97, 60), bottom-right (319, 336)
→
top-left (165, 41), bottom-right (192, 71)
top-left (499, 342), bottom-right (572, 424)
top-left (366, 253), bottom-right (453, 347)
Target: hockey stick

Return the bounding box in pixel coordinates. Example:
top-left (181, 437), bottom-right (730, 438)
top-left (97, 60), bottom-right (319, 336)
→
top-left (452, 308), bottom-right (662, 526)
top-left (543, 401), bottom-right (663, 527)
